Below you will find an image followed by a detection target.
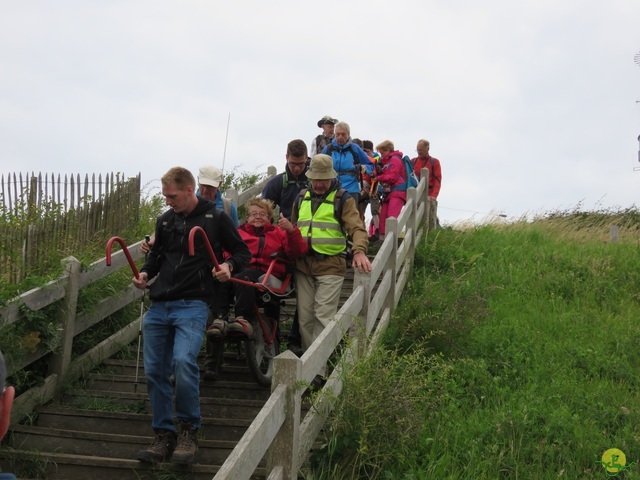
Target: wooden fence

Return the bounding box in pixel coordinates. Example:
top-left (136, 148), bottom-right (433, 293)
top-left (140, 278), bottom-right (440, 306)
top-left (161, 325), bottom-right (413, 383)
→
top-left (0, 172), bottom-right (141, 284)
top-left (0, 165), bottom-right (428, 479)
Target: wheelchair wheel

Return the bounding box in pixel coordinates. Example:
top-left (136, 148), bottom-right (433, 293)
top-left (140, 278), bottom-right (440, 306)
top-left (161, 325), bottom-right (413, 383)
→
top-left (245, 317), bottom-right (280, 387)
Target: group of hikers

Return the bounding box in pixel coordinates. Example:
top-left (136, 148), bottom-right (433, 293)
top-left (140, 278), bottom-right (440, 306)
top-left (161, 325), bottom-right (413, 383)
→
top-left (0, 116), bottom-right (443, 475)
top-left (130, 116), bottom-right (442, 465)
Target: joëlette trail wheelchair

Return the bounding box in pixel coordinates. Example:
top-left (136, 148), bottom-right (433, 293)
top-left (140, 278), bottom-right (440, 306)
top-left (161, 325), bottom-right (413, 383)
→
top-left (188, 226), bottom-right (293, 386)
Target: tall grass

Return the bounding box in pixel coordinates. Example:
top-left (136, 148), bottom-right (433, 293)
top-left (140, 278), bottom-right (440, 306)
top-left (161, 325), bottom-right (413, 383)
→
top-left (310, 209), bottom-right (640, 479)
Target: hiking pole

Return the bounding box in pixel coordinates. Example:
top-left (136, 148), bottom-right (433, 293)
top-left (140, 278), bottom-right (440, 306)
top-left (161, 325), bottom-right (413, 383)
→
top-left (132, 235), bottom-right (151, 394)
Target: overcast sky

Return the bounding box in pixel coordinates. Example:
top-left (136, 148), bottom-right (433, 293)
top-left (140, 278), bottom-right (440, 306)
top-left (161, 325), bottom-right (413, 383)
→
top-left (1, 1), bottom-right (639, 225)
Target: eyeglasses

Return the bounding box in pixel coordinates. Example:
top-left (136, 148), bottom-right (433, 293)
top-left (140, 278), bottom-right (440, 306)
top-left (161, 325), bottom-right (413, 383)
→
top-left (248, 212), bottom-right (269, 218)
top-left (287, 161), bottom-right (307, 169)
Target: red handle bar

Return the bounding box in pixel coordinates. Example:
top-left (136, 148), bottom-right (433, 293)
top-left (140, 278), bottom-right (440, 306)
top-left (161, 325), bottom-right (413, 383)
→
top-left (187, 226), bottom-right (291, 294)
top-left (105, 236), bottom-right (140, 279)
top-left (188, 226), bottom-right (221, 271)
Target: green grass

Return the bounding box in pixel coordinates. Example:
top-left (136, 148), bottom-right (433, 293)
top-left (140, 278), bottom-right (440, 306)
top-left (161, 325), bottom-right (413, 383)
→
top-left (310, 210), bottom-right (640, 479)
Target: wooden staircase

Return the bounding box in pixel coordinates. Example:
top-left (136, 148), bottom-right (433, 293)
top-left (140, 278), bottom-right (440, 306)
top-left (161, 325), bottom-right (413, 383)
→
top-left (2, 350), bottom-right (275, 480)
top-left (0, 273), bottom-right (356, 480)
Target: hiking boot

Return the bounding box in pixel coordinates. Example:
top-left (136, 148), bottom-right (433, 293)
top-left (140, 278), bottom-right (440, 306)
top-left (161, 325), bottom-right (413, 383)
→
top-left (206, 318), bottom-right (227, 338)
top-left (137, 430), bottom-right (176, 463)
top-left (171, 421), bottom-right (198, 465)
top-left (227, 316), bottom-right (253, 336)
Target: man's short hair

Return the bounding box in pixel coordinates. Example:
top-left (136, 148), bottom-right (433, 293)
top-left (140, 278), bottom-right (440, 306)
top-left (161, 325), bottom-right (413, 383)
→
top-left (161, 167), bottom-right (196, 190)
top-left (286, 139), bottom-right (308, 158)
top-left (417, 139), bottom-right (430, 149)
top-left (352, 138), bottom-right (363, 148)
top-left (362, 140), bottom-right (374, 151)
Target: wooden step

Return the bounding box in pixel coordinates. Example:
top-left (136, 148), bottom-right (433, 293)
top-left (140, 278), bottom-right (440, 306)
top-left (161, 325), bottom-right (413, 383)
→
top-left (34, 408), bottom-right (254, 441)
top-left (0, 449), bottom-right (266, 480)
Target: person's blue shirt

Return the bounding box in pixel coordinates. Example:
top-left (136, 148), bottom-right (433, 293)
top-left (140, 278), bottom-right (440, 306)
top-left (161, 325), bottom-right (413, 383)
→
top-left (196, 189), bottom-right (239, 227)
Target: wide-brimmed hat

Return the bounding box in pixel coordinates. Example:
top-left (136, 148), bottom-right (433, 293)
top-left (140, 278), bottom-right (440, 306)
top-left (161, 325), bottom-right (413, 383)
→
top-left (317, 115), bottom-right (338, 128)
top-left (198, 166), bottom-right (223, 188)
top-left (306, 154), bottom-right (337, 180)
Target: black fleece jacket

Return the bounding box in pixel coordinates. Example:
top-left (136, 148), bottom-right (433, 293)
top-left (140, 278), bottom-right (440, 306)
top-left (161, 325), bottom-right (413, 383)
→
top-left (141, 198), bottom-right (251, 304)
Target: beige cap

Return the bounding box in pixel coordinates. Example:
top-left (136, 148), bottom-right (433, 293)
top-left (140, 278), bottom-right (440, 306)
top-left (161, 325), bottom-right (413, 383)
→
top-left (306, 154), bottom-right (338, 180)
top-left (198, 166), bottom-right (223, 188)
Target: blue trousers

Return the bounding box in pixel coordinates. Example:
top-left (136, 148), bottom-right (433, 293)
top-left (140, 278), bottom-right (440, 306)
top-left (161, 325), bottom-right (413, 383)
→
top-left (143, 299), bottom-right (208, 432)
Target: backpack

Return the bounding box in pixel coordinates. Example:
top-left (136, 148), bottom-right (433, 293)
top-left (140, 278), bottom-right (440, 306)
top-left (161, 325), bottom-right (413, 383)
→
top-left (392, 155), bottom-right (419, 191)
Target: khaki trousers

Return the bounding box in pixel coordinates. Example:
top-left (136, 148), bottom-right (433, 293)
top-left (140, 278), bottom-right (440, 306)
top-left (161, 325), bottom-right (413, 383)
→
top-left (294, 272), bottom-right (345, 351)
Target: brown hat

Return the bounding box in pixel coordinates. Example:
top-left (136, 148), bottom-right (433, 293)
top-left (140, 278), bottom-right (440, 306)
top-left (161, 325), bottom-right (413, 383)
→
top-left (317, 115), bottom-right (338, 128)
top-left (306, 154), bottom-right (337, 180)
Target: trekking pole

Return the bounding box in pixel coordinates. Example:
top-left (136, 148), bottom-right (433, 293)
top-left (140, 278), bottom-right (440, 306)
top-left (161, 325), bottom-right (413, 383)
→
top-left (132, 235), bottom-right (151, 394)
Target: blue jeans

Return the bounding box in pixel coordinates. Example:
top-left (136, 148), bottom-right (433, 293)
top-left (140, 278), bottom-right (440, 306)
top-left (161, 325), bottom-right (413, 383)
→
top-left (0, 472), bottom-right (17, 480)
top-left (143, 299), bottom-right (208, 432)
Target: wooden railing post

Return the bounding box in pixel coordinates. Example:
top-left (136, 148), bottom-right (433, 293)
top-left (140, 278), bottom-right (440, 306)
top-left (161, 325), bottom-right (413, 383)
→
top-left (384, 217), bottom-right (399, 313)
top-left (353, 270), bottom-right (372, 358)
top-left (266, 350), bottom-right (302, 480)
top-left (406, 187), bottom-right (418, 273)
top-left (49, 256), bottom-right (81, 384)
top-left (419, 167), bottom-right (430, 230)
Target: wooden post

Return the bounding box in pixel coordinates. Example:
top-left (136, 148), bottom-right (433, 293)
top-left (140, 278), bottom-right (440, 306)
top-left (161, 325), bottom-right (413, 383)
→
top-left (419, 167), bottom-right (430, 230)
top-left (406, 187), bottom-right (418, 273)
top-left (384, 217), bottom-right (399, 313)
top-left (49, 256), bottom-right (81, 385)
top-left (610, 225), bottom-right (619, 243)
top-left (266, 350), bottom-right (302, 480)
top-left (353, 270), bottom-right (372, 358)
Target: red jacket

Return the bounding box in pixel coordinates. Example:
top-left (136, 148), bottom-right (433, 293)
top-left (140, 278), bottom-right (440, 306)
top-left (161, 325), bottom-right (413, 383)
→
top-left (228, 222), bottom-right (308, 279)
top-left (412, 155), bottom-right (442, 198)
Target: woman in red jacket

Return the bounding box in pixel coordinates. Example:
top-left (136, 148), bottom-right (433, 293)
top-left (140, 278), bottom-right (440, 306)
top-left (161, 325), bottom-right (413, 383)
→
top-left (209, 197), bottom-right (308, 336)
top-left (375, 140), bottom-right (407, 238)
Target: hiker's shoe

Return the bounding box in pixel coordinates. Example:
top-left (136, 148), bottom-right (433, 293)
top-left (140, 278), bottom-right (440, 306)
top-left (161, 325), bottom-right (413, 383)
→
top-left (171, 422), bottom-right (199, 465)
top-left (206, 318), bottom-right (227, 338)
top-left (137, 430), bottom-right (176, 463)
top-left (227, 316), bottom-right (253, 336)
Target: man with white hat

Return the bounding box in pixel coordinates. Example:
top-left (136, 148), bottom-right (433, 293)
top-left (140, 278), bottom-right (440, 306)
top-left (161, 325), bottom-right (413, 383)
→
top-left (310, 115), bottom-right (338, 156)
top-left (291, 154), bottom-right (372, 383)
top-left (196, 166), bottom-right (239, 227)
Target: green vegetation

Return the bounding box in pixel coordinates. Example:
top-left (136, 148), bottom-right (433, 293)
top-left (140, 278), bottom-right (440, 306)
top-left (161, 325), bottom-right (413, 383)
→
top-left (311, 209), bottom-right (640, 479)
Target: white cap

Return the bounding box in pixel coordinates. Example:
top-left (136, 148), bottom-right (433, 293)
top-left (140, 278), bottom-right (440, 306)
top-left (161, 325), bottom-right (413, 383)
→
top-left (198, 166), bottom-right (223, 188)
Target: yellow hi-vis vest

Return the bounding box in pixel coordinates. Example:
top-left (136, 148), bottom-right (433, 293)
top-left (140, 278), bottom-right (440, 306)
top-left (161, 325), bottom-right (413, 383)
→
top-left (297, 190), bottom-right (346, 256)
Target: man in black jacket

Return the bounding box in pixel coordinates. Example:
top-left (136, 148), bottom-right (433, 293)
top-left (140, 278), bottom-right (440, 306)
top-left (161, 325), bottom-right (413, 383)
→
top-left (133, 167), bottom-right (250, 466)
top-left (261, 139), bottom-right (309, 221)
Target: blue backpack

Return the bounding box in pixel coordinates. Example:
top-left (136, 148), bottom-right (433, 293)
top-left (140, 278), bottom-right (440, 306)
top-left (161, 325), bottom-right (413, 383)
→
top-left (392, 155), bottom-right (419, 191)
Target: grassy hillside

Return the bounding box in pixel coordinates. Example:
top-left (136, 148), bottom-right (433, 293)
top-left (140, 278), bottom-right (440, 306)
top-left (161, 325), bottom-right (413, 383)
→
top-left (310, 209), bottom-right (640, 479)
